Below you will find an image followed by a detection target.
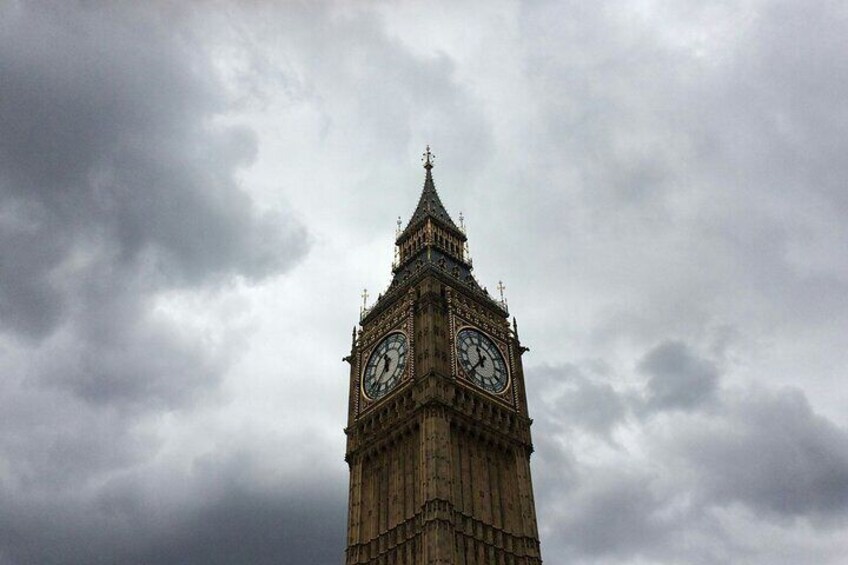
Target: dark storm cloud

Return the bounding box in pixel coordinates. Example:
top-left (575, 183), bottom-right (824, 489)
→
top-left (0, 3), bottom-right (309, 564)
top-left (0, 1), bottom-right (308, 399)
top-left (0, 2), bottom-right (306, 339)
top-left (129, 486), bottom-right (346, 565)
top-left (2, 0), bottom-right (847, 563)
top-left (0, 446), bottom-right (347, 565)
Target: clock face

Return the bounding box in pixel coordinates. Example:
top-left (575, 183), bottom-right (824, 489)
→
top-left (362, 332), bottom-right (408, 400)
top-left (456, 328), bottom-right (508, 393)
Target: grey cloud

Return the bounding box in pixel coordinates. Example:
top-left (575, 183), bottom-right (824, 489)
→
top-left (0, 4), bottom-right (311, 563)
top-left (0, 2), bottom-right (308, 406)
top-left (506, 0), bottom-right (848, 355)
top-left (532, 364), bottom-right (627, 440)
top-left (669, 386), bottom-right (848, 521)
top-left (2, 0), bottom-right (848, 564)
top-left (555, 470), bottom-right (672, 559)
top-left (128, 486), bottom-right (346, 565)
top-left (0, 2), bottom-right (307, 339)
top-left (638, 340), bottom-right (719, 413)
top-left (222, 1), bottom-right (495, 236)
top-left (529, 342), bottom-right (848, 562)
top-left (0, 446), bottom-right (347, 565)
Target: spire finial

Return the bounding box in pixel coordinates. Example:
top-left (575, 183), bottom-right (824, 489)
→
top-left (422, 145), bottom-right (435, 170)
top-left (497, 280), bottom-right (507, 303)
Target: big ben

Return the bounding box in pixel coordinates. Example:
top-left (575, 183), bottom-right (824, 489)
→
top-left (344, 148), bottom-right (542, 564)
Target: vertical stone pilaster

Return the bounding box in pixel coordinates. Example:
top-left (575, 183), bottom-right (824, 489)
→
top-left (345, 457), bottom-right (359, 565)
top-left (420, 406), bottom-right (454, 564)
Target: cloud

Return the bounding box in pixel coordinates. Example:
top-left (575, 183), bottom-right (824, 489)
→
top-left (0, 2), bottom-right (307, 339)
top-left (534, 363), bottom-right (627, 440)
top-left (131, 489), bottom-right (344, 565)
top-left (556, 469), bottom-right (673, 559)
top-left (2, 0), bottom-right (848, 564)
top-left (0, 443), bottom-right (347, 565)
top-left (667, 386), bottom-right (848, 521)
top-left (0, 4), bottom-right (311, 563)
top-left (638, 340), bottom-right (719, 413)
top-left (530, 346), bottom-right (848, 563)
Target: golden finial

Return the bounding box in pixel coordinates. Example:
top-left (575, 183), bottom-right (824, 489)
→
top-left (422, 145), bottom-right (435, 169)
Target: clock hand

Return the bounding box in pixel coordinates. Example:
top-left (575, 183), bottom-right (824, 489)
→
top-left (380, 354), bottom-right (391, 380)
top-left (471, 353), bottom-right (487, 371)
top-left (474, 346), bottom-right (489, 368)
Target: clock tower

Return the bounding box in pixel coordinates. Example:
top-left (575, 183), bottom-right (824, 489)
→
top-left (344, 148), bottom-right (542, 564)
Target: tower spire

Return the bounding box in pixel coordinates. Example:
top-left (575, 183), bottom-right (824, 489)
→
top-left (398, 145), bottom-right (463, 241)
top-left (364, 147), bottom-right (507, 323)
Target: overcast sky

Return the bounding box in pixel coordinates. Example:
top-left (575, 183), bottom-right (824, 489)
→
top-left (1, 1), bottom-right (847, 564)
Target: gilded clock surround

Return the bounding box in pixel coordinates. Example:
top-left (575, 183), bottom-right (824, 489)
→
top-left (343, 150), bottom-right (542, 564)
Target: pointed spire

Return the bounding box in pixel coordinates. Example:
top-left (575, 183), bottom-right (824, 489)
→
top-left (398, 145), bottom-right (463, 241)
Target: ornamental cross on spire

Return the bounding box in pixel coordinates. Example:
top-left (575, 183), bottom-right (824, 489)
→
top-left (422, 145), bottom-right (435, 169)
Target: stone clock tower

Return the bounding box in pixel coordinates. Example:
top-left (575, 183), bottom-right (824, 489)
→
top-left (344, 148), bottom-right (542, 564)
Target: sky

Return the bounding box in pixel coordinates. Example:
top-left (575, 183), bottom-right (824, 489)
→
top-left (1, 1), bottom-right (847, 563)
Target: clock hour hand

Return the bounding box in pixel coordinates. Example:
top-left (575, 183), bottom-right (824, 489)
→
top-left (381, 354), bottom-right (391, 377)
top-left (472, 346), bottom-right (487, 369)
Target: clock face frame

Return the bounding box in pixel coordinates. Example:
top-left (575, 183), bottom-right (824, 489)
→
top-left (361, 331), bottom-right (408, 401)
top-left (455, 327), bottom-right (509, 394)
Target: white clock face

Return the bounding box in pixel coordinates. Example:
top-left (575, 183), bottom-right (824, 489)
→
top-left (362, 332), bottom-right (408, 400)
top-left (456, 328), bottom-right (508, 393)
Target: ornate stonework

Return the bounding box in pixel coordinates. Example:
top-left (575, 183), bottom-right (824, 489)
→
top-left (344, 153), bottom-right (542, 564)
